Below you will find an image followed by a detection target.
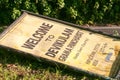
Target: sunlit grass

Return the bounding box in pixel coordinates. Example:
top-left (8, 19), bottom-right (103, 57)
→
top-left (0, 47), bottom-right (104, 80)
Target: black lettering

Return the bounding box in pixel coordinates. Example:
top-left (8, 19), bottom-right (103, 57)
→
top-left (92, 60), bottom-right (98, 66)
top-left (86, 59), bottom-right (91, 64)
top-left (52, 40), bottom-right (64, 50)
top-left (22, 38), bottom-right (39, 49)
top-left (45, 48), bottom-right (59, 57)
top-left (22, 22), bottom-right (53, 49)
top-left (45, 35), bottom-right (54, 41)
top-left (42, 22), bottom-right (53, 29)
top-left (68, 31), bottom-right (83, 48)
top-left (59, 54), bottom-right (66, 61)
top-left (62, 28), bottom-right (74, 39)
top-left (59, 48), bottom-right (72, 61)
top-left (59, 30), bottom-right (83, 61)
top-left (86, 44), bottom-right (100, 64)
top-left (22, 43), bottom-right (35, 49)
top-left (33, 33), bottom-right (43, 39)
top-left (45, 28), bottom-right (74, 58)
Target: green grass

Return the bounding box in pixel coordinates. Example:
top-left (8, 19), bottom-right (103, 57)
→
top-left (0, 25), bottom-right (103, 80)
top-left (0, 48), bottom-right (103, 80)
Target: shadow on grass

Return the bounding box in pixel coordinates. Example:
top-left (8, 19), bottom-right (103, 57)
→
top-left (0, 47), bottom-right (104, 80)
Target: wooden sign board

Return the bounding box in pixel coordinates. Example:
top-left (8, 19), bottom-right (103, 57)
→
top-left (0, 11), bottom-right (120, 79)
